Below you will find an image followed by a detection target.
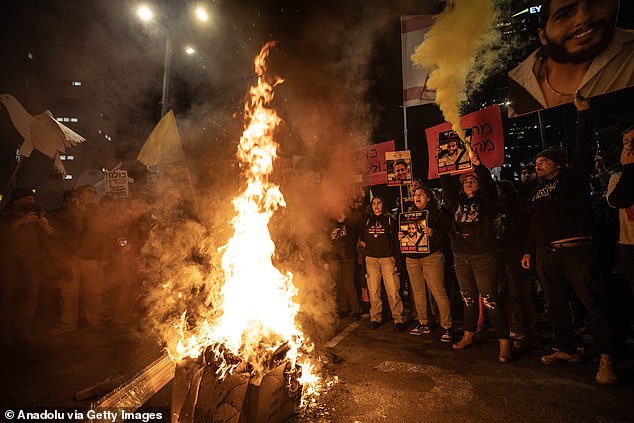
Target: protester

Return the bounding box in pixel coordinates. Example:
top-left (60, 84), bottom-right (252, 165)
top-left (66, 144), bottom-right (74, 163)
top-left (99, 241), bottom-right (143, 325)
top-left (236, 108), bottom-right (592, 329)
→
top-left (402, 186), bottom-right (453, 342)
top-left (359, 196), bottom-right (405, 331)
top-left (605, 126), bottom-right (634, 355)
top-left (494, 180), bottom-right (540, 351)
top-left (326, 209), bottom-right (362, 321)
top-left (521, 92), bottom-right (617, 384)
top-left (0, 188), bottom-right (53, 345)
top-left (51, 184), bottom-right (107, 334)
top-left (607, 125), bottom-right (634, 291)
top-left (440, 145), bottom-right (512, 363)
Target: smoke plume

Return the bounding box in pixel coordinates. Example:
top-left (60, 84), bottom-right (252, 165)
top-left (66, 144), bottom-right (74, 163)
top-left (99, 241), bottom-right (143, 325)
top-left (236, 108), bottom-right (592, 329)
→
top-left (411, 0), bottom-right (502, 139)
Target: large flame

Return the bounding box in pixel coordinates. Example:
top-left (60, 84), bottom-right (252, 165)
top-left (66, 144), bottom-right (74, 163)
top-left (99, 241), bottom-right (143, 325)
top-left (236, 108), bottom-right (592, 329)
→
top-left (169, 42), bottom-right (318, 394)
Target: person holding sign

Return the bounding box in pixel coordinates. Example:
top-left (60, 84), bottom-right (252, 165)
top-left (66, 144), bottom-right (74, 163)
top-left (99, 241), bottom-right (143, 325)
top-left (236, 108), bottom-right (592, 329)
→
top-left (359, 197), bottom-right (405, 331)
top-left (440, 141), bottom-right (512, 363)
top-left (401, 186), bottom-right (453, 342)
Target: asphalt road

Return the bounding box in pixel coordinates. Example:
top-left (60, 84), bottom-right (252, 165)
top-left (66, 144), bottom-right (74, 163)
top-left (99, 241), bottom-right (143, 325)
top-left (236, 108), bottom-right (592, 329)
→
top-left (1, 316), bottom-right (633, 423)
top-left (297, 317), bottom-right (634, 423)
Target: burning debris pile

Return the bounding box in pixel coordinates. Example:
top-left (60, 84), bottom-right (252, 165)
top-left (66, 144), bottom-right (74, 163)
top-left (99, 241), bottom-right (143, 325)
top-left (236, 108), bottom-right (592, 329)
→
top-left (145, 42), bottom-right (322, 421)
top-left (172, 342), bottom-right (303, 423)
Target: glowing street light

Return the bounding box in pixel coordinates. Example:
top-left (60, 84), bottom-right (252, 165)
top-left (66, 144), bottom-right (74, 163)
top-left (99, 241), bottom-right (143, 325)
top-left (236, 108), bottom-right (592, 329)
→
top-left (194, 6), bottom-right (209, 22)
top-left (137, 4), bottom-right (154, 22)
top-left (134, 3), bottom-right (210, 116)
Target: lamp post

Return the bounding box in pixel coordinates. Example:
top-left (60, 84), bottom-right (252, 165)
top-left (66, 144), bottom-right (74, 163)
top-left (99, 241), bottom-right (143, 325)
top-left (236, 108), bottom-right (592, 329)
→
top-left (161, 36), bottom-right (172, 117)
top-left (135, 3), bottom-right (209, 117)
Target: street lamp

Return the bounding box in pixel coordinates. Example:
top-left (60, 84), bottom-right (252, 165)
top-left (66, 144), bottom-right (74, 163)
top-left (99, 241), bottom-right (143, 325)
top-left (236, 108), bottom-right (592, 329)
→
top-left (135, 3), bottom-right (210, 116)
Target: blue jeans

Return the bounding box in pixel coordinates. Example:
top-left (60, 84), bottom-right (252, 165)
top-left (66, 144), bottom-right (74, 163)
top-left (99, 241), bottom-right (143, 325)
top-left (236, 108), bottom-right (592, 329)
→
top-left (453, 252), bottom-right (509, 339)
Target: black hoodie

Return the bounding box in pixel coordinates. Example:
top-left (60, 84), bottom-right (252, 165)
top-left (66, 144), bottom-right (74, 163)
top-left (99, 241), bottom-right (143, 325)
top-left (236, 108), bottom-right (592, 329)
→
top-left (361, 213), bottom-right (398, 258)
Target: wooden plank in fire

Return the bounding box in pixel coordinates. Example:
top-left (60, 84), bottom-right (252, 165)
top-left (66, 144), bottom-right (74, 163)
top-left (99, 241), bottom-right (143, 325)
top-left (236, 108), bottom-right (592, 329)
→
top-left (84, 353), bottom-right (175, 422)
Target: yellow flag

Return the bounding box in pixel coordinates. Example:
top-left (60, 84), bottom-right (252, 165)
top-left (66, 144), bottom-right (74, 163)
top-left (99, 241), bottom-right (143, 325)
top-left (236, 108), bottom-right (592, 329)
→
top-left (137, 110), bottom-right (186, 166)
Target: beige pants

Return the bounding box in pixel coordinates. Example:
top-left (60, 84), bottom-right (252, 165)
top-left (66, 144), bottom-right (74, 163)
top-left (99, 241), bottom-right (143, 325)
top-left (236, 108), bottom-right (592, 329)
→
top-left (406, 251), bottom-right (452, 328)
top-left (365, 256), bottom-right (404, 324)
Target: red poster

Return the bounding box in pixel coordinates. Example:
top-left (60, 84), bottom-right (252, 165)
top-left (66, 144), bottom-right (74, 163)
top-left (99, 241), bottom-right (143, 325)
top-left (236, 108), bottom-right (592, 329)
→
top-left (425, 105), bottom-right (504, 180)
top-left (353, 140), bottom-right (396, 186)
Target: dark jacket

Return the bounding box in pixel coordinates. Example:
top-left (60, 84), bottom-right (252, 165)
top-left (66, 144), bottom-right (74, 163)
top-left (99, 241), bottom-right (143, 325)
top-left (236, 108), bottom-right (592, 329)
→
top-left (327, 217), bottom-right (361, 260)
top-left (525, 110), bottom-right (595, 251)
top-left (440, 164), bottom-right (498, 255)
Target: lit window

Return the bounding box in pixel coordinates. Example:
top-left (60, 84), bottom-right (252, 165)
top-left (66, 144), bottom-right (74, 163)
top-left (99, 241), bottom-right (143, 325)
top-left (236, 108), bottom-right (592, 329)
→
top-left (27, 51), bottom-right (33, 59)
top-left (63, 174), bottom-right (73, 180)
top-left (71, 81), bottom-right (82, 86)
top-left (66, 155), bottom-right (74, 160)
top-left (70, 118), bottom-right (78, 122)
top-left (60, 155), bottom-right (67, 160)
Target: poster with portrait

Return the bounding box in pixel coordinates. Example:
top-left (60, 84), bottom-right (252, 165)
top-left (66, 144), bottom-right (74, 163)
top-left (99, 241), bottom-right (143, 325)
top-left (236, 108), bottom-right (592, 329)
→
top-left (399, 210), bottom-right (429, 254)
top-left (426, 105), bottom-right (504, 180)
top-left (386, 150), bottom-right (413, 186)
top-left (436, 129), bottom-right (473, 176)
top-left (506, 3), bottom-right (634, 117)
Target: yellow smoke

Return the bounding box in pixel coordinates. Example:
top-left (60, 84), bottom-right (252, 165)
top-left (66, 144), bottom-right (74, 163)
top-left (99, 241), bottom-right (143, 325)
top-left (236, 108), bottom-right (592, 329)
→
top-left (411, 0), bottom-right (499, 140)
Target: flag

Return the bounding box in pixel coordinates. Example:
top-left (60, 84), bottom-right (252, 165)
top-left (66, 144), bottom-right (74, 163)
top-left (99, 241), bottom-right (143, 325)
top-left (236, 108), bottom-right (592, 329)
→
top-left (426, 105), bottom-right (505, 180)
top-left (137, 110), bottom-right (186, 166)
top-left (401, 15), bottom-right (436, 107)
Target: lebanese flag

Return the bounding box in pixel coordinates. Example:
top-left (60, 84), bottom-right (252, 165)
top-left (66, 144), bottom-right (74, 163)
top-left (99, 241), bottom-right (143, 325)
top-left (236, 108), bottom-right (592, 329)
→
top-left (401, 15), bottom-right (436, 107)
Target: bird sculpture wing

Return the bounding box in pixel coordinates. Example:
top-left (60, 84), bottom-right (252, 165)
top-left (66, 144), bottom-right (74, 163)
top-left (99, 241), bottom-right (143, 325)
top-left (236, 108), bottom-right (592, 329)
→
top-left (43, 110), bottom-right (86, 148)
top-left (0, 93), bottom-right (37, 157)
top-left (1, 94), bottom-right (83, 175)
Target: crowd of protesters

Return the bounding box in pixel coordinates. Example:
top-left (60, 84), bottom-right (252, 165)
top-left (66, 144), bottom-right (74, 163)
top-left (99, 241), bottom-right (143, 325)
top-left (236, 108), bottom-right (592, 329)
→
top-left (0, 185), bottom-right (153, 347)
top-left (326, 94), bottom-right (633, 385)
top-left (1, 95), bottom-right (632, 388)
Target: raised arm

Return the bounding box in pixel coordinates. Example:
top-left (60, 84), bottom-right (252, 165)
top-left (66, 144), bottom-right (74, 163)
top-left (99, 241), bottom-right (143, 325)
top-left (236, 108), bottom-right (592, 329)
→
top-left (571, 92), bottom-right (596, 180)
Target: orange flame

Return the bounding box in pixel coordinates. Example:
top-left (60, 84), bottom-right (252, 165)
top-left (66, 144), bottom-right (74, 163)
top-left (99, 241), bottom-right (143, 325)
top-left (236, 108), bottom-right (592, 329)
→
top-left (169, 42), bottom-right (320, 396)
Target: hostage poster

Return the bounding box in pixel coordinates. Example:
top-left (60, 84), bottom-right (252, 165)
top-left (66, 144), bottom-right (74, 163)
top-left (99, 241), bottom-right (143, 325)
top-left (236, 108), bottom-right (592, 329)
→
top-left (386, 150), bottom-right (413, 186)
top-left (398, 210), bottom-right (429, 254)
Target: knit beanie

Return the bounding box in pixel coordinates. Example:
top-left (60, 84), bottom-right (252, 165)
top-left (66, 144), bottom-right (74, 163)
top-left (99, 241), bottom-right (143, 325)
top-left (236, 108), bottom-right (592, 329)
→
top-left (534, 146), bottom-right (567, 167)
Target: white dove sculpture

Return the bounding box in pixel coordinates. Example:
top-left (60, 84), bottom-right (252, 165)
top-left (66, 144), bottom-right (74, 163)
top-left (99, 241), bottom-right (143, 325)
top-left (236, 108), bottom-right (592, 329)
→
top-left (0, 93), bottom-right (86, 175)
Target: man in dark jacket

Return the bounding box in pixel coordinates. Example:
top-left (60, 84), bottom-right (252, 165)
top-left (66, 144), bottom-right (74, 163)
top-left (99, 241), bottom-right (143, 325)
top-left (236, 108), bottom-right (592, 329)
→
top-left (521, 93), bottom-right (616, 384)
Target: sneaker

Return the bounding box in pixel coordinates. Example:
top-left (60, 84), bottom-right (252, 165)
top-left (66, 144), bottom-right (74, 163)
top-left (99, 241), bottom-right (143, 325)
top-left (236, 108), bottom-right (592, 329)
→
top-left (540, 351), bottom-right (582, 365)
top-left (440, 327), bottom-right (453, 343)
top-left (395, 323), bottom-right (406, 332)
top-left (596, 354), bottom-right (617, 385)
top-left (368, 321), bottom-right (381, 330)
top-left (409, 323), bottom-right (431, 336)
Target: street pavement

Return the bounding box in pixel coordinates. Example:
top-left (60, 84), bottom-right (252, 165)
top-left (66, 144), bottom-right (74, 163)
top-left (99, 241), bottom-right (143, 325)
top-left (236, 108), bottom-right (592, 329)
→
top-left (1, 316), bottom-right (633, 423)
top-left (296, 317), bottom-right (634, 422)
